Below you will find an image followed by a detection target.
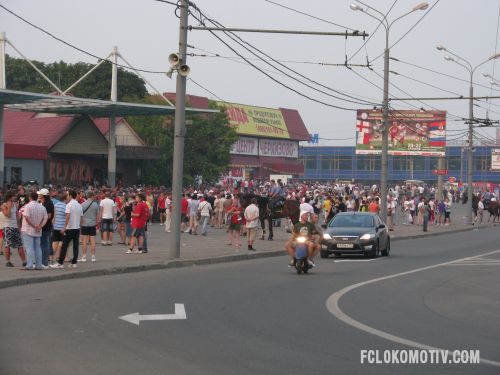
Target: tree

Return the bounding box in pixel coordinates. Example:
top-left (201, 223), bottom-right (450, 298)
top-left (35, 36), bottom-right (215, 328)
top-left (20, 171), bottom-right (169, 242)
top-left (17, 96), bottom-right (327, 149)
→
top-left (5, 55), bottom-right (147, 100)
top-left (127, 98), bottom-right (238, 186)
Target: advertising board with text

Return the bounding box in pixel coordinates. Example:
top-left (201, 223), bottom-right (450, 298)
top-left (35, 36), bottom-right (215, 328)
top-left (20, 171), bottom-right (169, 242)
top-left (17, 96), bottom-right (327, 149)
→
top-left (491, 148), bottom-right (500, 170)
top-left (219, 102), bottom-right (291, 139)
top-left (230, 137), bottom-right (298, 158)
top-left (230, 136), bottom-right (258, 156)
top-left (355, 109), bottom-right (446, 156)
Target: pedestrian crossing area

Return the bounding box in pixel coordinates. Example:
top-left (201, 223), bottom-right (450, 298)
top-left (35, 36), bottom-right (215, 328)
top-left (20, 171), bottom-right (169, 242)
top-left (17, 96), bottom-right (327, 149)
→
top-left (446, 256), bottom-right (500, 267)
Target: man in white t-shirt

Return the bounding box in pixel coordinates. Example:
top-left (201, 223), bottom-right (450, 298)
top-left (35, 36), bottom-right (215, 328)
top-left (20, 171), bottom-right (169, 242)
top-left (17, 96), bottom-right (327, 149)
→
top-left (99, 191), bottom-right (116, 245)
top-left (51, 190), bottom-right (83, 268)
top-left (299, 197), bottom-right (314, 221)
top-left (244, 198), bottom-right (259, 251)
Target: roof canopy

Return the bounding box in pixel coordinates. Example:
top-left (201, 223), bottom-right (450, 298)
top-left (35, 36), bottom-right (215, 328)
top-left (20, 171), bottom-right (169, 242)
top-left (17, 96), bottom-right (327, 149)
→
top-left (0, 89), bottom-right (218, 117)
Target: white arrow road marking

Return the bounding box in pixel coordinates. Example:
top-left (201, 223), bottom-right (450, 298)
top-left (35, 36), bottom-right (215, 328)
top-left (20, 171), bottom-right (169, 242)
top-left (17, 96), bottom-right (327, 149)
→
top-left (119, 304), bottom-right (187, 326)
top-left (326, 249), bottom-right (500, 367)
top-left (334, 258), bottom-right (380, 262)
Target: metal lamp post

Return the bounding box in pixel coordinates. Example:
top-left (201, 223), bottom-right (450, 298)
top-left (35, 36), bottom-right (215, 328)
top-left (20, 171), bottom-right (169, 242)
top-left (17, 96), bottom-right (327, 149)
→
top-left (351, 2), bottom-right (428, 222)
top-left (437, 45), bottom-right (500, 225)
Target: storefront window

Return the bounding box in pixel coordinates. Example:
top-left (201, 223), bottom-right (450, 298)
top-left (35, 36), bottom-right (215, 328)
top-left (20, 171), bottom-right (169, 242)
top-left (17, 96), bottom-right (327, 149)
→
top-left (447, 156), bottom-right (461, 171)
top-left (356, 155), bottom-right (379, 171)
top-left (412, 157), bottom-right (425, 171)
top-left (321, 155), bottom-right (333, 171)
top-left (304, 155), bottom-right (316, 170)
top-left (339, 158), bottom-right (352, 170)
top-left (392, 156), bottom-right (406, 171)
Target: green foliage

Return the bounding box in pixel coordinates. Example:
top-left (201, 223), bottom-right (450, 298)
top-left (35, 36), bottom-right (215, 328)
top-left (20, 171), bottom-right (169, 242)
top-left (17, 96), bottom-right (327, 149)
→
top-left (5, 55), bottom-right (147, 100)
top-left (5, 54), bottom-right (237, 187)
top-left (127, 98), bottom-right (237, 186)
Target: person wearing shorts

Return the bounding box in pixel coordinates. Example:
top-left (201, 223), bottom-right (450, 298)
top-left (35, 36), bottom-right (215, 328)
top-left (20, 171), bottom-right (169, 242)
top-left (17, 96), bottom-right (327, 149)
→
top-left (79, 191), bottom-right (99, 262)
top-left (99, 190), bottom-right (116, 246)
top-left (227, 202), bottom-right (242, 248)
top-left (51, 191), bottom-right (67, 266)
top-left (127, 193), bottom-right (149, 254)
top-left (2, 191), bottom-right (26, 267)
top-left (157, 192), bottom-right (167, 226)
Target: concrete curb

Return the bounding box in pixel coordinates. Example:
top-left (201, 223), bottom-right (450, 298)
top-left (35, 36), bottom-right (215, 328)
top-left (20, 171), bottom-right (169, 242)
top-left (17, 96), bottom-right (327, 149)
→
top-left (0, 250), bottom-right (288, 290)
top-left (0, 226), bottom-right (490, 290)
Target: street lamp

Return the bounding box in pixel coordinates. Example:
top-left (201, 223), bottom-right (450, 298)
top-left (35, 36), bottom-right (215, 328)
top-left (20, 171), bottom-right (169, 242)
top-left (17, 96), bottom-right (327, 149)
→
top-left (483, 73), bottom-right (500, 86)
top-left (351, 1), bottom-right (429, 222)
top-left (437, 45), bottom-right (500, 225)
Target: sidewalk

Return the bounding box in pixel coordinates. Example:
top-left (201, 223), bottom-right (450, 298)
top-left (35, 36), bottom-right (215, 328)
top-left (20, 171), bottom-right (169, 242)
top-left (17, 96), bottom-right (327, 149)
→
top-left (0, 203), bottom-right (492, 289)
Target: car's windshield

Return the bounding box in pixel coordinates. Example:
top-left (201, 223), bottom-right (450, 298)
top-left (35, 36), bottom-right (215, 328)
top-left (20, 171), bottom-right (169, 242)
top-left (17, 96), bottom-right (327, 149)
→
top-left (330, 215), bottom-right (374, 228)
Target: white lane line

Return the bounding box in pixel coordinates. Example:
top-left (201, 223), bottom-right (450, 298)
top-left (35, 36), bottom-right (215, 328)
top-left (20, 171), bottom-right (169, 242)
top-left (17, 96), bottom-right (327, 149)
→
top-left (326, 249), bottom-right (500, 367)
top-left (334, 258), bottom-right (381, 263)
top-left (445, 257), bottom-right (500, 266)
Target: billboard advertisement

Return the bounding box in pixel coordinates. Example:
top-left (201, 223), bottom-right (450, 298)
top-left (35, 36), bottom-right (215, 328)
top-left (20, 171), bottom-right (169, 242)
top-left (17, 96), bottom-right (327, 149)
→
top-left (220, 102), bottom-right (291, 139)
top-left (230, 137), bottom-right (298, 158)
top-left (492, 148), bottom-right (500, 170)
top-left (355, 109), bottom-right (446, 156)
top-left (230, 137), bottom-right (258, 156)
top-left (259, 139), bottom-right (299, 158)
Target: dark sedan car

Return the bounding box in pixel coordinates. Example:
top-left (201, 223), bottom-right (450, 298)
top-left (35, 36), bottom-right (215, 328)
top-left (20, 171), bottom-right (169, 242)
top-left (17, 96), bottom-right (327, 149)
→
top-left (320, 212), bottom-right (390, 258)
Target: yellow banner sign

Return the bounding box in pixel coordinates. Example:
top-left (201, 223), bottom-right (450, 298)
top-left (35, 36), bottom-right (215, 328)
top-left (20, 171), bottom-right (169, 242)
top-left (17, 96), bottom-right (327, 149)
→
top-left (220, 102), bottom-right (290, 139)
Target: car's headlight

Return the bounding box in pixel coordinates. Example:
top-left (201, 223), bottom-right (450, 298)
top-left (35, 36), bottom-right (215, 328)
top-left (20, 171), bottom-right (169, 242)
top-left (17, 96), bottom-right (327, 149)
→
top-left (323, 233), bottom-right (332, 240)
top-left (360, 233), bottom-right (375, 240)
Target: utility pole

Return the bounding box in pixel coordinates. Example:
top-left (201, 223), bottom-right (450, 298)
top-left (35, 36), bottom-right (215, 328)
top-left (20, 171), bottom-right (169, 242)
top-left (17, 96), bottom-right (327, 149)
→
top-left (169, 0), bottom-right (189, 259)
top-left (437, 155), bottom-right (444, 201)
top-left (351, 1), bottom-right (429, 223)
top-left (437, 45), bottom-right (500, 224)
top-left (108, 46), bottom-right (118, 188)
top-left (0, 32), bottom-right (5, 189)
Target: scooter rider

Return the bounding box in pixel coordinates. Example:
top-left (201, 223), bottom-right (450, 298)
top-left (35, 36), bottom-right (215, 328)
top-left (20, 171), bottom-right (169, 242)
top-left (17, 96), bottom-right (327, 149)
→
top-left (309, 213), bottom-right (323, 265)
top-left (285, 211), bottom-right (315, 267)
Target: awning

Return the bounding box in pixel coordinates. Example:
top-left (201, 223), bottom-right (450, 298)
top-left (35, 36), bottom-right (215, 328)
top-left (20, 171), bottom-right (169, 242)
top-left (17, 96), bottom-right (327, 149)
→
top-left (263, 162), bottom-right (304, 174)
top-left (230, 154), bottom-right (304, 174)
top-left (230, 154), bottom-right (261, 168)
top-left (0, 89), bottom-right (219, 117)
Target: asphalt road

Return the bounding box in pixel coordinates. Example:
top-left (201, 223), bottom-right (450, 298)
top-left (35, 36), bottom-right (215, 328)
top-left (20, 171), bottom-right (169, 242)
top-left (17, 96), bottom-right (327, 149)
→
top-left (1, 227), bottom-right (499, 375)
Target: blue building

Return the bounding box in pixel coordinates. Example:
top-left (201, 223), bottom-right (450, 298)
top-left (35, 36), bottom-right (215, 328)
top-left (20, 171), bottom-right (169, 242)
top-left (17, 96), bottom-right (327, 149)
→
top-left (299, 146), bottom-right (500, 184)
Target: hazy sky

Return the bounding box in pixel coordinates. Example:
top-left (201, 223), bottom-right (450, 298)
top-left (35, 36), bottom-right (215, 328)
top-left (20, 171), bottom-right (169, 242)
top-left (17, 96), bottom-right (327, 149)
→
top-left (2, 0), bottom-right (500, 146)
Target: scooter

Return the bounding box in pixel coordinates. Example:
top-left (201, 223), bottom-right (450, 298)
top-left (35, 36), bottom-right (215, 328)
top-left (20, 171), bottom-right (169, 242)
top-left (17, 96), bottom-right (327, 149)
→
top-left (293, 236), bottom-right (311, 275)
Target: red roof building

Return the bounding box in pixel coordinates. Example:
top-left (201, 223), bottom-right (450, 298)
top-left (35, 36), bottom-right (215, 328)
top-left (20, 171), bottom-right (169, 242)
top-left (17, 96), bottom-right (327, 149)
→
top-left (2, 111), bottom-right (159, 185)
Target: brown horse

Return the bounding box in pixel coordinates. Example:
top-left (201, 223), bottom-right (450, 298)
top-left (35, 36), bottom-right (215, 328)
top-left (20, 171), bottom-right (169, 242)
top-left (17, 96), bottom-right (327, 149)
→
top-left (486, 200), bottom-right (500, 222)
top-left (265, 199), bottom-right (300, 240)
top-left (239, 194), bottom-right (300, 240)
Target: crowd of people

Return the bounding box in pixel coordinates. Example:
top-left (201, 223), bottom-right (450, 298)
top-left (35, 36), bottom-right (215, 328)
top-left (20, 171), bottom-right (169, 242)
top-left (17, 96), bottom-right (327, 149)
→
top-left (0, 179), bottom-right (497, 269)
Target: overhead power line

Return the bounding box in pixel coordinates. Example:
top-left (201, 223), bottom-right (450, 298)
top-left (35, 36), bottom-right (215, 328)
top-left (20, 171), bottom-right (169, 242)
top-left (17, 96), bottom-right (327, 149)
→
top-left (369, 0), bottom-right (441, 64)
top-left (0, 3), bottom-right (168, 74)
top-left (189, 77), bottom-right (354, 141)
top-left (262, 0), bottom-right (357, 31)
top-left (347, 0), bottom-right (398, 63)
top-left (187, 7), bottom-right (370, 110)
top-left (189, 4), bottom-right (377, 106)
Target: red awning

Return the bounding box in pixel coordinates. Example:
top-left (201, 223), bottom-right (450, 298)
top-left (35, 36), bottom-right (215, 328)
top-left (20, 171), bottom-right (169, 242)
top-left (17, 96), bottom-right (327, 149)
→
top-left (230, 154), bottom-right (260, 167)
top-left (263, 162), bottom-right (304, 174)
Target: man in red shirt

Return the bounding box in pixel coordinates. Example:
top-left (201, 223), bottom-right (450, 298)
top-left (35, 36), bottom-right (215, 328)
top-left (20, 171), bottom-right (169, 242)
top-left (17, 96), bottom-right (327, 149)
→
top-left (368, 197), bottom-right (380, 214)
top-left (157, 192), bottom-right (167, 226)
top-left (181, 193), bottom-right (189, 233)
top-left (126, 193), bottom-right (149, 254)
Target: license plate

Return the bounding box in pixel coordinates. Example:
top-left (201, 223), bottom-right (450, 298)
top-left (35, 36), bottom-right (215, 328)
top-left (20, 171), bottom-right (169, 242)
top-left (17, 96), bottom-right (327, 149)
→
top-left (337, 243), bottom-right (354, 249)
